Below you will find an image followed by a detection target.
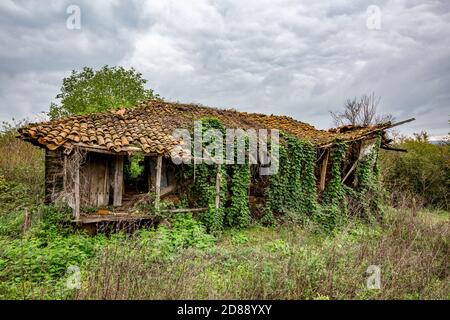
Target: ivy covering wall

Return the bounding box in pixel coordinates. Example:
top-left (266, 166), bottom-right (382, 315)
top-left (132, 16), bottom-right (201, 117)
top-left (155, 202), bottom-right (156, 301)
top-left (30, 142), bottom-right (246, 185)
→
top-left (353, 135), bottom-right (382, 219)
top-left (263, 135), bottom-right (382, 230)
top-left (182, 119), bottom-right (383, 232)
top-left (319, 141), bottom-right (349, 228)
top-left (264, 133), bottom-right (318, 222)
top-left (184, 118), bottom-right (252, 233)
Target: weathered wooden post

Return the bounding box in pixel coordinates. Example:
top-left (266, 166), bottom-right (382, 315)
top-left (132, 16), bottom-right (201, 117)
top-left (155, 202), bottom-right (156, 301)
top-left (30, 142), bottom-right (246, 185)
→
top-left (73, 156), bottom-right (80, 220)
top-left (155, 155), bottom-right (162, 210)
top-left (215, 164), bottom-right (221, 210)
top-left (319, 149), bottom-right (329, 192)
top-left (113, 155), bottom-right (124, 207)
top-left (63, 154), bottom-right (68, 191)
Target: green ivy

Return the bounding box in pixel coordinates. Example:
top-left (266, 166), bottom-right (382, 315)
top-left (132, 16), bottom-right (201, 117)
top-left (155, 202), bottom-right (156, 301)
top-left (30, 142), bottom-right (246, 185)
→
top-left (182, 122), bottom-right (383, 232)
top-left (226, 154), bottom-right (251, 229)
top-left (184, 118), bottom-right (227, 233)
top-left (322, 141), bottom-right (347, 206)
top-left (264, 133), bottom-right (318, 222)
top-left (354, 135), bottom-right (382, 219)
top-left (319, 141), bottom-right (348, 229)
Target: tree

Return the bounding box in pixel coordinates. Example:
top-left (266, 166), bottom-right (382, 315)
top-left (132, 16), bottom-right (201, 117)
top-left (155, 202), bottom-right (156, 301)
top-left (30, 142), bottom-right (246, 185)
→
top-left (330, 93), bottom-right (393, 127)
top-left (48, 66), bottom-right (160, 119)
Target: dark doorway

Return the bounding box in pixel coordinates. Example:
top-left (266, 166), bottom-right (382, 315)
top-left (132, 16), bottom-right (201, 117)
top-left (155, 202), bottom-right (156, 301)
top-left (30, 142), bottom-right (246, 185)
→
top-left (124, 154), bottom-right (148, 194)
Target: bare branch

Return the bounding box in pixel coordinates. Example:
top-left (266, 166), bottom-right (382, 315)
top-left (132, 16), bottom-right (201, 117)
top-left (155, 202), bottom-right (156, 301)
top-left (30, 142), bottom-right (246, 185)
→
top-left (330, 93), bottom-right (393, 127)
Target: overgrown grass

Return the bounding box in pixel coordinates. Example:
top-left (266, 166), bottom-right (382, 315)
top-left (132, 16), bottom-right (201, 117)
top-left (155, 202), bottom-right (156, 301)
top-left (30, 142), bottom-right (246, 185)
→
top-left (0, 122), bottom-right (44, 197)
top-left (72, 208), bottom-right (448, 300)
top-left (2, 205), bottom-right (446, 300)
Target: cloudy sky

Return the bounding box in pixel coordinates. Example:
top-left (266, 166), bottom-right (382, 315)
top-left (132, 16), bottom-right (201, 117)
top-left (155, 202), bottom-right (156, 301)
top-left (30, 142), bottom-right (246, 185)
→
top-left (0, 0), bottom-right (449, 137)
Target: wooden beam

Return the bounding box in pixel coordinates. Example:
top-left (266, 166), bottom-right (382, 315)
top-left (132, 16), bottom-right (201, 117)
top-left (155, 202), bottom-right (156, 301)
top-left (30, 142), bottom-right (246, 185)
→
top-left (215, 164), bottom-right (221, 210)
top-left (319, 150), bottom-right (329, 191)
top-left (380, 145), bottom-right (407, 152)
top-left (386, 118), bottom-right (415, 129)
top-left (72, 215), bottom-right (153, 224)
top-left (318, 118), bottom-right (416, 150)
top-left (113, 155), bottom-right (124, 207)
top-left (342, 141), bottom-right (363, 184)
top-left (342, 161), bottom-right (358, 184)
top-left (155, 155), bottom-right (162, 210)
top-left (73, 142), bottom-right (159, 156)
top-left (73, 143), bottom-right (128, 155)
top-left (73, 157), bottom-right (80, 220)
top-left (162, 207), bottom-right (208, 213)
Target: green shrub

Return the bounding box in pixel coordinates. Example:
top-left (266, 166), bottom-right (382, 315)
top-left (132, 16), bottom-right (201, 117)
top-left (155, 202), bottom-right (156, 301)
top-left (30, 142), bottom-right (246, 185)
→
top-left (139, 213), bottom-right (216, 259)
top-left (380, 137), bottom-right (449, 209)
top-left (0, 180), bottom-right (41, 238)
top-left (0, 235), bottom-right (95, 282)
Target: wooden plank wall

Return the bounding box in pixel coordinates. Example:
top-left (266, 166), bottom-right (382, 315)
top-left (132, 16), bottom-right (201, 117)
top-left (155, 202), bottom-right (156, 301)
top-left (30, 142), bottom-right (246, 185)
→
top-left (44, 149), bottom-right (65, 203)
top-left (80, 153), bottom-right (112, 207)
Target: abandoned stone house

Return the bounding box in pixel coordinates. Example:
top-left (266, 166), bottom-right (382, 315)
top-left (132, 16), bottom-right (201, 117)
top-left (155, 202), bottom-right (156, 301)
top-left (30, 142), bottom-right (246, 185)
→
top-left (17, 100), bottom-right (413, 225)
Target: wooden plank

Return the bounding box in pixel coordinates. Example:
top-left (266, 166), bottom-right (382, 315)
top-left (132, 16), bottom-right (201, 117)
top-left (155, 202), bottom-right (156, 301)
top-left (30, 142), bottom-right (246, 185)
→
top-left (155, 155), bottom-right (162, 210)
top-left (380, 145), bottom-right (407, 152)
top-left (319, 150), bottom-right (329, 191)
top-left (74, 157), bottom-right (80, 220)
top-left (63, 154), bottom-right (67, 192)
top-left (343, 142), bottom-right (363, 184)
top-left (113, 155), bottom-right (124, 206)
top-left (318, 118), bottom-right (415, 150)
top-left (387, 117), bottom-right (415, 129)
top-left (342, 161), bottom-right (358, 184)
top-left (72, 215), bottom-right (153, 224)
top-left (215, 164), bottom-right (221, 209)
top-left (163, 207), bottom-right (208, 213)
top-left (72, 207), bottom-right (209, 224)
top-left (103, 158), bottom-right (110, 205)
top-left (73, 142), bottom-right (159, 156)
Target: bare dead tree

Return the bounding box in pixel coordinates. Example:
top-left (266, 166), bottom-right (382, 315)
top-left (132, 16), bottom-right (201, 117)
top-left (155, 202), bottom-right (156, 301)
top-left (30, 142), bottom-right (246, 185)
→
top-left (330, 93), bottom-right (393, 127)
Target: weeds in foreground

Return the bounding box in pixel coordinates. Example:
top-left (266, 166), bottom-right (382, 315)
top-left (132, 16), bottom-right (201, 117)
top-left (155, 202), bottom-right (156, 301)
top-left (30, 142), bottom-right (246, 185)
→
top-left (73, 208), bottom-right (448, 300)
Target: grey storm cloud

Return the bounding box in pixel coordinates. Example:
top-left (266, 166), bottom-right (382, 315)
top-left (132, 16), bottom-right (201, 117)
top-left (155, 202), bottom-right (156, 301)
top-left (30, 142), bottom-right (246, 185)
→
top-left (0, 0), bottom-right (449, 137)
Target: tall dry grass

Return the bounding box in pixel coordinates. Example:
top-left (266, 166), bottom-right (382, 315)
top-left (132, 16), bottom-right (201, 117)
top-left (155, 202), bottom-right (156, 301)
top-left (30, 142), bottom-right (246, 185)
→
top-left (0, 122), bottom-right (44, 196)
top-left (75, 207), bottom-right (449, 300)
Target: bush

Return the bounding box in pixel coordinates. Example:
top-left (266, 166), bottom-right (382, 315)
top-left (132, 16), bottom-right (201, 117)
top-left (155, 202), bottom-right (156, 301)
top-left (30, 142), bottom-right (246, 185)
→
top-left (0, 179), bottom-right (41, 238)
top-left (139, 213), bottom-right (216, 259)
top-left (379, 137), bottom-right (449, 210)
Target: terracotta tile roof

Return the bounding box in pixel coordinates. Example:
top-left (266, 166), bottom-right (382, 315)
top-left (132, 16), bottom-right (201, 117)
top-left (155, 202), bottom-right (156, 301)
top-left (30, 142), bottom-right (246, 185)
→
top-left (17, 100), bottom-right (390, 154)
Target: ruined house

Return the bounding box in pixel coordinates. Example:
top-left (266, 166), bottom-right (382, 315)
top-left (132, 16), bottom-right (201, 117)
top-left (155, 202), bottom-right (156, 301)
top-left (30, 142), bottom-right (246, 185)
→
top-left (17, 100), bottom-right (413, 226)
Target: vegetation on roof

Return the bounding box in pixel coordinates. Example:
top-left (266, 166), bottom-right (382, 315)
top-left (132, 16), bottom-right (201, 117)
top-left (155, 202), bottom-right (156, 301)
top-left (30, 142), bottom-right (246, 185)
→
top-left (18, 100), bottom-right (391, 154)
